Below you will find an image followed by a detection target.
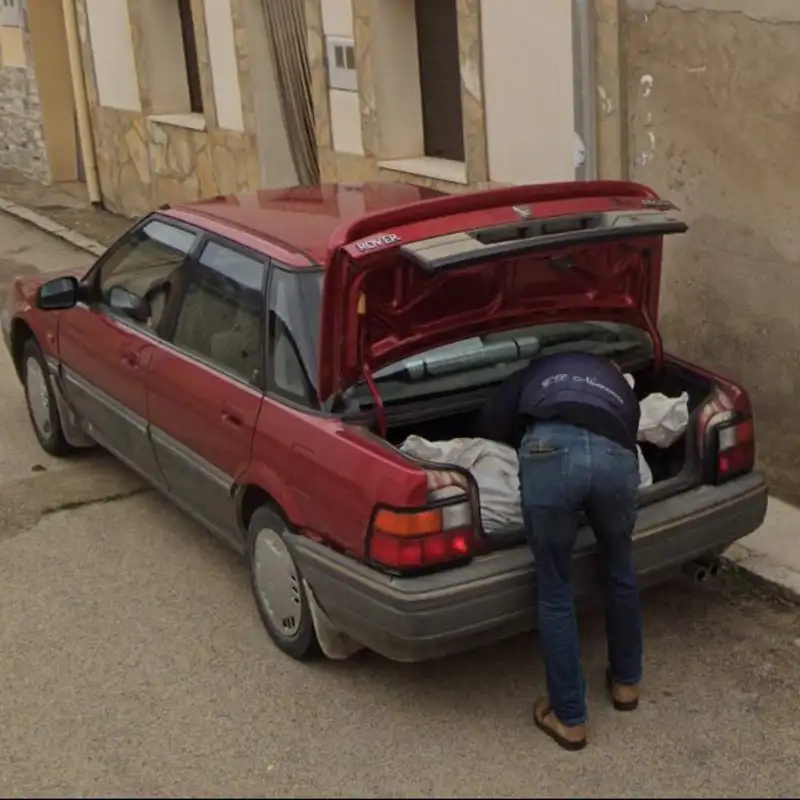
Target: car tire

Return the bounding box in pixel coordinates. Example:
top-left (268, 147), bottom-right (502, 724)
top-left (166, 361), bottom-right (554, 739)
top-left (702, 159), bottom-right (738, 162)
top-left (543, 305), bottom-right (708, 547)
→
top-left (247, 505), bottom-right (321, 661)
top-left (21, 338), bottom-right (76, 457)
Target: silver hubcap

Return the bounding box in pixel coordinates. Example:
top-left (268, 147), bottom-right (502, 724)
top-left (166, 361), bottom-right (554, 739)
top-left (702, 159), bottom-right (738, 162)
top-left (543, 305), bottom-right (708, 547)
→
top-left (25, 358), bottom-right (52, 439)
top-left (253, 526), bottom-right (302, 637)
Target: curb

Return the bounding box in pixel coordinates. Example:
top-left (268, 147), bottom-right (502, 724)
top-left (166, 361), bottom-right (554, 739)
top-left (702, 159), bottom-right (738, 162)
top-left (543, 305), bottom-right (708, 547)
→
top-left (723, 543), bottom-right (800, 604)
top-left (1, 194), bottom-right (798, 605)
top-left (0, 196), bottom-right (107, 257)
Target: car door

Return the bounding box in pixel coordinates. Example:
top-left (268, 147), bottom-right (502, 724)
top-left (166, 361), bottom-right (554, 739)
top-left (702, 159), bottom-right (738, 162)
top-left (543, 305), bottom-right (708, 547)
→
top-left (58, 217), bottom-right (200, 482)
top-left (146, 238), bottom-right (267, 545)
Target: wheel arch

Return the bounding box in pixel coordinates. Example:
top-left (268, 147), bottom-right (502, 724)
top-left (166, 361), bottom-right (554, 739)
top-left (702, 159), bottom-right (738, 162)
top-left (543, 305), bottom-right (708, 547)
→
top-left (236, 466), bottom-right (357, 661)
top-left (9, 317), bottom-right (35, 381)
top-left (233, 464), bottom-right (303, 537)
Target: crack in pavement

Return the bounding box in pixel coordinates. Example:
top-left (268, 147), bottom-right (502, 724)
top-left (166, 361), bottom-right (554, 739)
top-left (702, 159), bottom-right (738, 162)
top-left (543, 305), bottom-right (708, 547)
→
top-left (41, 487), bottom-right (154, 517)
top-left (0, 456), bottom-right (151, 542)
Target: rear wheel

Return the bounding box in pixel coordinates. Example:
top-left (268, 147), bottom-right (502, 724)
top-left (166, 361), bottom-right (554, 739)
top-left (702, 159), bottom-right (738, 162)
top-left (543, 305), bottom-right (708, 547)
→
top-left (22, 338), bottom-right (76, 457)
top-left (247, 505), bottom-right (320, 660)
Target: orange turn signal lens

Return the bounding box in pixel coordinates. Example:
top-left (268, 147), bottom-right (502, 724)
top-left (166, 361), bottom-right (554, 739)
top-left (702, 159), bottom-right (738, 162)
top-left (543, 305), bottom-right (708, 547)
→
top-left (373, 508), bottom-right (443, 537)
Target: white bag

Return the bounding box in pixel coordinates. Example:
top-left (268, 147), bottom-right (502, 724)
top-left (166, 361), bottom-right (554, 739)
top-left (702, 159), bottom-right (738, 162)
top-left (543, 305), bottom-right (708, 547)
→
top-left (637, 445), bottom-right (653, 488)
top-left (400, 435), bottom-right (523, 534)
top-left (638, 391), bottom-right (690, 449)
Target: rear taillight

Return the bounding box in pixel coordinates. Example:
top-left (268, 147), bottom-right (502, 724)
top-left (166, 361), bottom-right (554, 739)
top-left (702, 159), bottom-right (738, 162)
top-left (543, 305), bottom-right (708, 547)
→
top-left (367, 471), bottom-right (477, 572)
top-left (712, 416), bottom-right (755, 484)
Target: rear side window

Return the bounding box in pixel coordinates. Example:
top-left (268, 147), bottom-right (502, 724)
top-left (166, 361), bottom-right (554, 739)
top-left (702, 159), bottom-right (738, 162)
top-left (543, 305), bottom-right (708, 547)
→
top-left (172, 241), bottom-right (266, 387)
top-left (267, 267), bottom-right (321, 408)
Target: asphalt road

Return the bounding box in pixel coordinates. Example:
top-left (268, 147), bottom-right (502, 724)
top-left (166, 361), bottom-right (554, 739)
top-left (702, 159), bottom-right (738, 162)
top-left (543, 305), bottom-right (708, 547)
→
top-left (0, 212), bottom-right (798, 798)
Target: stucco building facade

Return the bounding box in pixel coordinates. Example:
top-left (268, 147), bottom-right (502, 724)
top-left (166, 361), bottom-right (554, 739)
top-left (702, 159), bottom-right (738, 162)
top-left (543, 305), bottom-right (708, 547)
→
top-left (307, 0), bottom-right (599, 192)
top-left (72, 0), bottom-right (299, 218)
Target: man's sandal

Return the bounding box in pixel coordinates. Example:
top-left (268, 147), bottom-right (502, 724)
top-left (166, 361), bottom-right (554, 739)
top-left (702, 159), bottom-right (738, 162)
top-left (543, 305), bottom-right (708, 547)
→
top-left (532, 696), bottom-right (587, 752)
top-left (605, 668), bottom-right (640, 712)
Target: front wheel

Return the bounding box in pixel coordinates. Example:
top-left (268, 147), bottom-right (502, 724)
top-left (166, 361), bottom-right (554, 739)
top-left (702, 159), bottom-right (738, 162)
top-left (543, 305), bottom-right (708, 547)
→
top-left (247, 505), bottom-right (320, 661)
top-left (21, 338), bottom-right (76, 457)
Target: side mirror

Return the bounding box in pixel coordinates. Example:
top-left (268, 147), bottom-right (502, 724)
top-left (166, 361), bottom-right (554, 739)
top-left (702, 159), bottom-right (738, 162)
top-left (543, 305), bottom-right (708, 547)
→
top-left (107, 285), bottom-right (151, 324)
top-left (36, 276), bottom-right (79, 311)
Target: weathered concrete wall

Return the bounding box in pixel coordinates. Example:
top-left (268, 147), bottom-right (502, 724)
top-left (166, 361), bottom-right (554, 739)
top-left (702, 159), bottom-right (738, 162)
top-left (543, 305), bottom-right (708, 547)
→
top-left (0, 13), bottom-right (49, 182)
top-left (625, 0), bottom-right (800, 501)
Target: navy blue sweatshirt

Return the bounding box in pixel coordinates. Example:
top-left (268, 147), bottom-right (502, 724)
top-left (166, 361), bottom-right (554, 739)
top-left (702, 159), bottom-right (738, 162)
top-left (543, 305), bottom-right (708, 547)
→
top-left (477, 352), bottom-right (640, 452)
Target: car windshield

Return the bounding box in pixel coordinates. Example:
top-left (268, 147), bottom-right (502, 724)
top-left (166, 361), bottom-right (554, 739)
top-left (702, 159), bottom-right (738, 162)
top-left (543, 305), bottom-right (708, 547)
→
top-left (344, 320), bottom-right (654, 407)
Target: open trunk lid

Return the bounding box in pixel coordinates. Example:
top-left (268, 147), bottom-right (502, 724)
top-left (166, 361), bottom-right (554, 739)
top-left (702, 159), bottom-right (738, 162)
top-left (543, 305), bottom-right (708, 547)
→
top-left (318, 181), bottom-right (688, 404)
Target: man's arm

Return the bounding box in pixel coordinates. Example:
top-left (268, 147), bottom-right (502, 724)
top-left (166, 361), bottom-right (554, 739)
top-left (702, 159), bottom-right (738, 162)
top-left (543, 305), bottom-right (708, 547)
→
top-left (476, 367), bottom-right (528, 447)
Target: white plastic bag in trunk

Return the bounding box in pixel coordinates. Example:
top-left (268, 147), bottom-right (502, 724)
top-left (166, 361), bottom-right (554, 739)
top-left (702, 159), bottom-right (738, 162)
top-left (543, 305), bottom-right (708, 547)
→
top-left (637, 445), bottom-right (653, 488)
top-left (638, 392), bottom-right (690, 449)
top-left (400, 435), bottom-right (524, 534)
top-left (625, 373), bottom-right (690, 485)
top-left (400, 380), bottom-right (690, 536)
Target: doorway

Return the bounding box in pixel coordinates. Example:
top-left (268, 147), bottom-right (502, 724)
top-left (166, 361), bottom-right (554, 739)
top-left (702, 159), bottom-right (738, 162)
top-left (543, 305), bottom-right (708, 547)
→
top-left (27, 0), bottom-right (81, 183)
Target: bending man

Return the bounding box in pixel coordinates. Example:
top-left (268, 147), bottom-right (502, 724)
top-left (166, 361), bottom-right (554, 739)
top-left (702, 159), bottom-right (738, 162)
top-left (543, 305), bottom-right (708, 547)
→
top-left (479, 351), bottom-right (643, 751)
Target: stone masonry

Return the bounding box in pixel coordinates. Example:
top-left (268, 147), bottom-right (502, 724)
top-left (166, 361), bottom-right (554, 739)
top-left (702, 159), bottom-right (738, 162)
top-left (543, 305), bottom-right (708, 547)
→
top-left (0, 23), bottom-right (49, 182)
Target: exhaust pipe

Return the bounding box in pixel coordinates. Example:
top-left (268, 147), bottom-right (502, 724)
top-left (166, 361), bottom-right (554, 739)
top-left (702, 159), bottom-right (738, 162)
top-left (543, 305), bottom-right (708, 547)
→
top-left (682, 561), bottom-right (709, 583)
top-left (697, 556), bottom-right (722, 578)
top-left (682, 557), bottom-right (723, 583)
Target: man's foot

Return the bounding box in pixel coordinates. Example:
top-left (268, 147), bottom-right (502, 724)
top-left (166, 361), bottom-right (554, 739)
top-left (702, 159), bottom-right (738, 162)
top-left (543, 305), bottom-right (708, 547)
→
top-left (605, 668), bottom-right (640, 711)
top-left (532, 696), bottom-right (587, 751)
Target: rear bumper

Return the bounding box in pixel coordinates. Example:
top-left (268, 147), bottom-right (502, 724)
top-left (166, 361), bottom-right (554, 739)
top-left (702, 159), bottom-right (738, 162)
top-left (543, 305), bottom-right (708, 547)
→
top-left (291, 471), bottom-right (768, 663)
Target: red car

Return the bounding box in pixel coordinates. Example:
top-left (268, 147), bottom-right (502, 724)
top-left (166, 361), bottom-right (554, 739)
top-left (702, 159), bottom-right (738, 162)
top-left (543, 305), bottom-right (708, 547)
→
top-left (1, 181), bottom-right (767, 663)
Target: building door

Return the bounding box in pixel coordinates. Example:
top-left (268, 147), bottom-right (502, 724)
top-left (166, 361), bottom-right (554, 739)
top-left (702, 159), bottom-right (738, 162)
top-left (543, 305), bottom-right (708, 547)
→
top-left (415, 0), bottom-right (465, 163)
top-left (27, 0), bottom-right (81, 182)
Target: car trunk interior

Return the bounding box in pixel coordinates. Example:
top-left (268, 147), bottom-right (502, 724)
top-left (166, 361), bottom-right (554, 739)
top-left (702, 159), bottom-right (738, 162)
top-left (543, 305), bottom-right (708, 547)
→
top-left (382, 359), bottom-right (715, 488)
top-left (330, 357), bottom-right (714, 549)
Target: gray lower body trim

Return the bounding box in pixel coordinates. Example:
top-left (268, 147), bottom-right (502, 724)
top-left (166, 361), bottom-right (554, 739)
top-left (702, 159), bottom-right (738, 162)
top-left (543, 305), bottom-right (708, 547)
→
top-left (150, 427), bottom-right (243, 549)
top-left (291, 471), bottom-right (768, 663)
top-left (48, 359), bottom-right (96, 449)
top-left (58, 363), bottom-right (243, 551)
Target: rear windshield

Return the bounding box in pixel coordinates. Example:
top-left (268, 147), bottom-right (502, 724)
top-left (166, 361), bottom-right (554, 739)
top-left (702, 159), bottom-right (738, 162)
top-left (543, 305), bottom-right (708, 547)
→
top-left (344, 321), bottom-right (654, 407)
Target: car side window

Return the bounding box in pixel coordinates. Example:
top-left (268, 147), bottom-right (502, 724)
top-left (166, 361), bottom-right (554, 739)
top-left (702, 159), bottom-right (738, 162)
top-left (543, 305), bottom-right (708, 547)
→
top-left (171, 241), bottom-right (266, 387)
top-left (97, 219), bottom-right (197, 332)
top-left (267, 267), bottom-right (320, 408)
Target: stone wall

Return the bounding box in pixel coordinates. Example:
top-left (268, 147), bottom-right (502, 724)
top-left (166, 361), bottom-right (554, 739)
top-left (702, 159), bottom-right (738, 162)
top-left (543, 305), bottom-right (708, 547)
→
top-left (87, 106), bottom-right (260, 219)
top-left (75, 0), bottom-right (260, 218)
top-left (624, 0), bottom-right (800, 502)
top-left (0, 14), bottom-right (49, 182)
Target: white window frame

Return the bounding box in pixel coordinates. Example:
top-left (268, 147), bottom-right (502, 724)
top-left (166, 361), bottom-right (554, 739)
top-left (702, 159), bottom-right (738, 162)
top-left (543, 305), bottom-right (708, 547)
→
top-left (325, 35), bottom-right (357, 92)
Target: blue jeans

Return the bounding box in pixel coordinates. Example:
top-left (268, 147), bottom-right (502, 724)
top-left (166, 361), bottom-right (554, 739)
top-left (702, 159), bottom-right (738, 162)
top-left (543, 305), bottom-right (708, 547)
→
top-left (518, 420), bottom-right (643, 726)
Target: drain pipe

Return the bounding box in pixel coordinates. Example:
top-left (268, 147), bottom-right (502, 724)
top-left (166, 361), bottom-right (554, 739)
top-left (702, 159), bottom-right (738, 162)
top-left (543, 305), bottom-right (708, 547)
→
top-left (61, 0), bottom-right (102, 205)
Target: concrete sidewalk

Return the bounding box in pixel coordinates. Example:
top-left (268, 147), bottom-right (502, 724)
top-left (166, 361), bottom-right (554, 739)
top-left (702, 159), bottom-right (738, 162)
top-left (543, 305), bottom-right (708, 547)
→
top-left (728, 498), bottom-right (800, 601)
top-left (1, 186), bottom-right (798, 604)
top-left (0, 169), bottom-right (131, 247)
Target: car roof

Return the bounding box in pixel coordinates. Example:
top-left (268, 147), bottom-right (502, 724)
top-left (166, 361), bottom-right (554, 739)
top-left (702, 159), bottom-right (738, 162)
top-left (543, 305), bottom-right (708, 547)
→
top-left (166, 183), bottom-right (447, 268)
